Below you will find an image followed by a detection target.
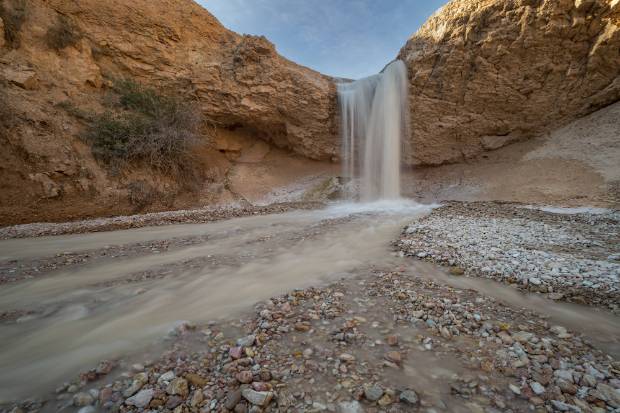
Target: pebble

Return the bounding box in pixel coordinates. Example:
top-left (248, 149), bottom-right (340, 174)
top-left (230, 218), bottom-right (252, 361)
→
top-left (530, 381), bottom-right (545, 395)
top-left (158, 370), bottom-right (175, 383)
top-left (72, 392), bottom-right (94, 407)
top-left (125, 388), bottom-right (154, 408)
top-left (241, 389), bottom-right (273, 407)
top-left (230, 346), bottom-right (243, 359)
top-left (166, 377), bottom-right (189, 398)
top-left (399, 389), bottom-right (419, 405)
top-left (225, 389), bottom-right (242, 410)
top-left (508, 384), bottom-right (521, 395)
top-left (338, 401), bottom-right (362, 413)
top-left (236, 371), bottom-right (253, 384)
top-left (364, 385), bottom-right (384, 401)
top-left (384, 351), bottom-right (402, 364)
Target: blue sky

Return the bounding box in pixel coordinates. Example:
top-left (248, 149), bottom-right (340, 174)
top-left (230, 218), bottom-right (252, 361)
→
top-left (198, 0), bottom-right (449, 79)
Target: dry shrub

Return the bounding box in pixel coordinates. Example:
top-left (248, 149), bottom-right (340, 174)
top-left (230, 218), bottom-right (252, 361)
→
top-left (46, 15), bottom-right (81, 50)
top-left (85, 80), bottom-right (205, 187)
top-left (0, 83), bottom-right (14, 130)
top-left (0, 0), bottom-right (26, 49)
top-left (127, 180), bottom-right (157, 210)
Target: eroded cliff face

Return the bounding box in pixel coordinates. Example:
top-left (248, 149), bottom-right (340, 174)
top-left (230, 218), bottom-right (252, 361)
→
top-left (399, 0), bottom-right (620, 165)
top-left (0, 0), bottom-right (338, 224)
top-left (2, 0), bottom-right (619, 225)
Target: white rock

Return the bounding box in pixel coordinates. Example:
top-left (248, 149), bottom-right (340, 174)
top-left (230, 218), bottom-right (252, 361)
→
top-left (126, 389), bottom-right (154, 408)
top-left (530, 381), bottom-right (545, 395)
top-left (157, 370), bottom-right (175, 384)
top-left (338, 401), bottom-right (363, 413)
top-left (508, 384), bottom-right (521, 395)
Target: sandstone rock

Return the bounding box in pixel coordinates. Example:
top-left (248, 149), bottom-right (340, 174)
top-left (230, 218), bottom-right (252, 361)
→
top-left (166, 377), bottom-right (189, 399)
top-left (48, 0), bottom-right (337, 160)
top-left (185, 373), bottom-right (207, 388)
top-left (0, 18), bottom-right (5, 49)
top-left (385, 351), bottom-right (402, 364)
top-left (398, 0), bottom-right (620, 165)
top-left (29, 173), bottom-right (61, 198)
top-left (0, 66), bottom-right (39, 90)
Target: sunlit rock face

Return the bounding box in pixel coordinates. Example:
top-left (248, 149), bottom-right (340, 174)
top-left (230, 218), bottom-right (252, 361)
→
top-left (399, 0), bottom-right (620, 166)
top-left (42, 0), bottom-right (339, 160)
top-left (0, 0), bottom-right (339, 224)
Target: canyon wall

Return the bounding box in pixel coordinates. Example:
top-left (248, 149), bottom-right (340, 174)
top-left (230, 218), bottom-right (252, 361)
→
top-left (1, 0), bottom-right (619, 225)
top-left (399, 0), bottom-right (620, 165)
top-left (0, 0), bottom-right (337, 224)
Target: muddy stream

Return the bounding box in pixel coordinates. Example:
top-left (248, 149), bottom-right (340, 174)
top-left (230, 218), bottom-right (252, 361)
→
top-left (0, 202), bottom-right (618, 403)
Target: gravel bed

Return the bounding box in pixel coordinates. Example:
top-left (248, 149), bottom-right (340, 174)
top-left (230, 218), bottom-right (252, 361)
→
top-left (0, 236), bottom-right (211, 285)
top-left (0, 202), bottom-right (324, 239)
top-left (396, 202), bottom-right (620, 312)
top-left (3, 269), bottom-right (619, 413)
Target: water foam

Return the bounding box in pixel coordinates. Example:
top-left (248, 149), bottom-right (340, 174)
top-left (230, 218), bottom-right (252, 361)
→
top-left (338, 60), bottom-right (409, 202)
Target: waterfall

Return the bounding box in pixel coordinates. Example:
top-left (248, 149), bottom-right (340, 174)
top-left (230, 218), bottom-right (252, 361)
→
top-left (337, 60), bottom-right (408, 202)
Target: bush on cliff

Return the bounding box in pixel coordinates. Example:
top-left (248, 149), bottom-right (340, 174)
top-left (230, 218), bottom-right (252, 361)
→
top-left (0, 0), bottom-right (26, 49)
top-left (85, 80), bottom-right (204, 182)
top-left (46, 15), bottom-right (81, 50)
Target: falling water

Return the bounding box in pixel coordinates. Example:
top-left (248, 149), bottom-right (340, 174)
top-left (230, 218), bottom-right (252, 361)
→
top-left (338, 60), bottom-right (409, 201)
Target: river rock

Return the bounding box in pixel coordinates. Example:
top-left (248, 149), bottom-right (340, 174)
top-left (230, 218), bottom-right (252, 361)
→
top-left (530, 382), bottom-right (545, 395)
top-left (167, 377), bottom-right (189, 398)
top-left (126, 389), bottom-right (154, 408)
top-left (230, 346), bottom-right (243, 359)
top-left (364, 385), bottom-right (384, 401)
top-left (225, 389), bottom-right (243, 410)
top-left (241, 389), bottom-right (273, 407)
top-left (399, 389), bottom-right (419, 405)
top-left (338, 401), bottom-right (362, 413)
top-left (185, 373), bottom-right (207, 388)
top-left (236, 370), bottom-right (253, 384)
top-left (385, 351), bottom-right (402, 364)
top-left (237, 335), bottom-right (256, 347)
top-left (158, 370), bottom-right (175, 384)
top-left (123, 372), bottom-right (148, 397)
top-left (596, 383), bottom-right (620, 408)
top-left (73, 392), bottom-right (94, 407)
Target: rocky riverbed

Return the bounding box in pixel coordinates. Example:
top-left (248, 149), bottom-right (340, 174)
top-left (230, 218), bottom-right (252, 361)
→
top-left (1, 202), bottom-right (619, 413)
top-left (0, 203), bottom-right (324, 240)
top-left (396, 202), bottom-right (620, 313)
top-left (5, 268), bottom-right (619, 413)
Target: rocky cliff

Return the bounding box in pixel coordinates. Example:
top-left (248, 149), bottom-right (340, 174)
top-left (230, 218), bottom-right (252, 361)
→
top-left (0, 0), bottom-right (337, 224)
top-left (1, 0), bottom-right (619, 225)
top-left (399, 0), bottom-right (620, 165)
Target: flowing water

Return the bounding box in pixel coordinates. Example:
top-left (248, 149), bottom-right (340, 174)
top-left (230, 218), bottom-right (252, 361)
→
top-left (1, 202), bottom-right (619, 402)
top-left (0, 202), bottom-right (430, 401)
top-left (338, 60), bottom-right (408, 201)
